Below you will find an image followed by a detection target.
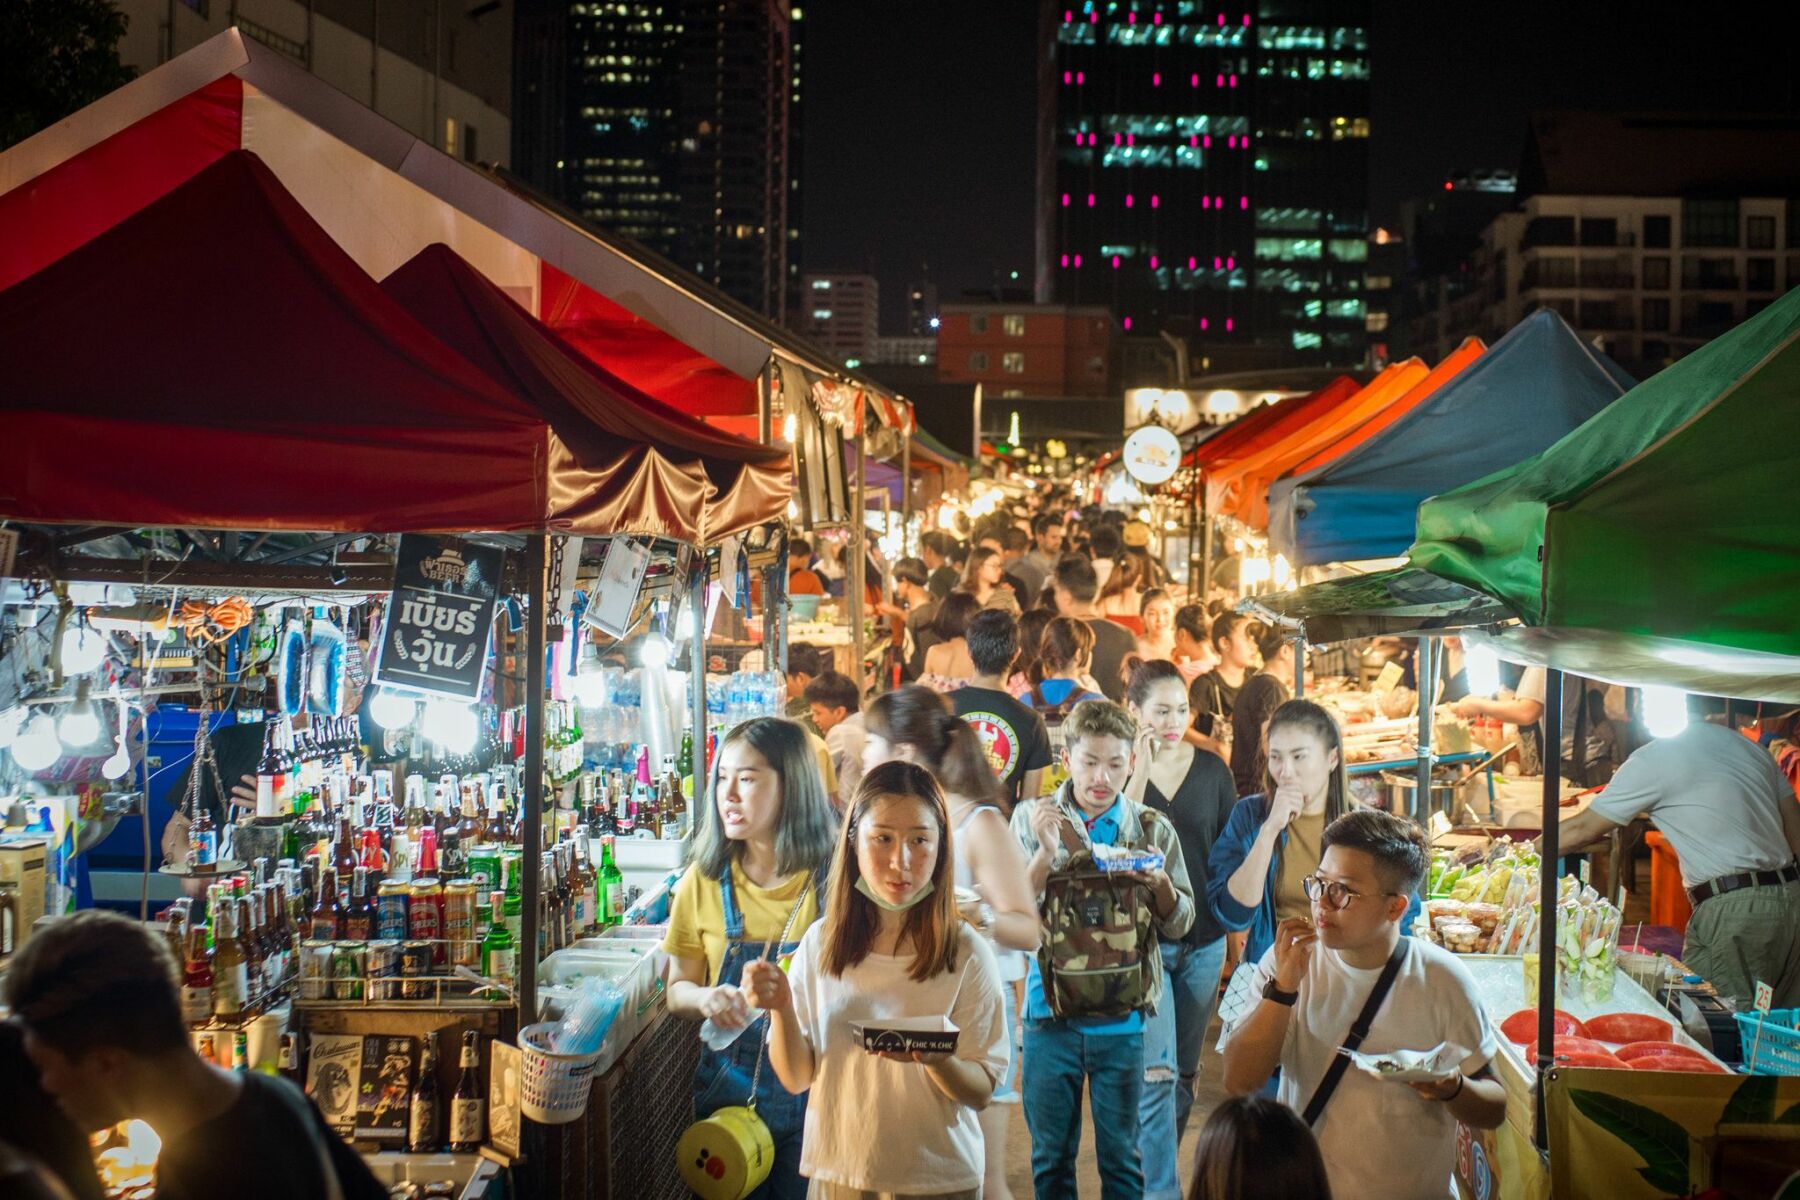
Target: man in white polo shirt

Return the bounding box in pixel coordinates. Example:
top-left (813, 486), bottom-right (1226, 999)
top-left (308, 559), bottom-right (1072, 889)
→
top-left (1221, 809), bottom-right (1504, 1200)
top-left (1550, 717), bottom-right (1800, 1007)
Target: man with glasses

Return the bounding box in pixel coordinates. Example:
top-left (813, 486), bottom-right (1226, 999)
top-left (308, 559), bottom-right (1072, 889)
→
top-left (1219, 810), bottom-right (1504, 1200)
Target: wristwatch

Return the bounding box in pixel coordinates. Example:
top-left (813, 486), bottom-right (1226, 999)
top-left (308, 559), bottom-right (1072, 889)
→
top-left (1262, 979), bottom-right (1299, 1007)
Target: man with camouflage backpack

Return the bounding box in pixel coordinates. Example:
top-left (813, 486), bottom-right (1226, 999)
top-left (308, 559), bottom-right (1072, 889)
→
top-left (1010, 699), bottom-right (1195, 1200)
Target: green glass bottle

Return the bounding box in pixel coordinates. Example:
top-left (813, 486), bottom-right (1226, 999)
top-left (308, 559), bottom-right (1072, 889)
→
top-left (678, 728), bottom-right (694, 801)
top-left (479, 888), bottom-right (516, 998)
top-left (598, 835), bottom-right (625, 927)
top-left (502, 856), bottom-right (523, 946)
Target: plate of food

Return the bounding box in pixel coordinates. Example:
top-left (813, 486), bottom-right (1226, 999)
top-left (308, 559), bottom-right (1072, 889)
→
top-left (852, 1016), bottom-right (960, 1055)
top-left (1341, 1041), bottom-right (1464, 1084)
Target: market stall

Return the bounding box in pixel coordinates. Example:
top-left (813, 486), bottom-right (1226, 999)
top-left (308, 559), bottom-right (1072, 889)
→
top-left (0, 146), bottom-right (791, 1199)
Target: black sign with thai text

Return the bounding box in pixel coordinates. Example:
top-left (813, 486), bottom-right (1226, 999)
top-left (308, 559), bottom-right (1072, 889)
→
top-left (374, 534), bottom-right (502, 701)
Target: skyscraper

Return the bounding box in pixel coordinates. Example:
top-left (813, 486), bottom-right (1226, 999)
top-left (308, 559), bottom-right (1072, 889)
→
top-left (512, 0), bottom-right (796, 319)
top-left (1035, 0), bottom-right (1371, 367)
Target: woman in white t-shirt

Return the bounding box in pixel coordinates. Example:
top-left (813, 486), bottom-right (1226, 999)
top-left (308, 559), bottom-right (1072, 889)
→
top-left (747, 761), bottom-right (1009, 1200)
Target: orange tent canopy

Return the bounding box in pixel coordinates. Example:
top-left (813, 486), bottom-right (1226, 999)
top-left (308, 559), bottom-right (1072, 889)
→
top-left (1281, 339), bottom-right (1485, 481)
top-left (1209, 359), bottom-right (1430, 527)
top-left (1187, 376), bottom-right (1363, 478)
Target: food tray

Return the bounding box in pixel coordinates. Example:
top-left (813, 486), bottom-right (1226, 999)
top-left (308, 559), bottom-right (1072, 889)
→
top-left (853, 1016), bottom-right (959, 1055)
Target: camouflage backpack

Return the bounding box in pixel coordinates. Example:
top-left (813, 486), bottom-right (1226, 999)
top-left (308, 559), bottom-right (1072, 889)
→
top-left (1036, 801), bottom-right (1158, 1019)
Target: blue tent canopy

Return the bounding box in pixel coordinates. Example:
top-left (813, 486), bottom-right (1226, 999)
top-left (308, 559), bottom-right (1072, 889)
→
top-left (1268, 309), bottom-right (1634, 567)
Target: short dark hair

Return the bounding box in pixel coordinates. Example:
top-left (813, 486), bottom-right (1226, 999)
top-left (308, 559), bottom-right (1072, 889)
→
top-left (803, 670), bottom-right (860, 713)
top-left (1002, 526), bottom-right (1029, 553)
top-left (1127, 658), bottom-right (1185, 708)
top-left (1209, 610), bottom-right (1250, 651)
top-left (3, 910), bottom-right (188, 1059)
top-left (965, 609), bottom-right (1020, 676)
top-left (1192, 1096), bottom-right (1331, 1200)
top-left (1174, 603), bottom-right (1208, 641)
top-left (1032, 513), bottom-right (1061, 538)
top-left (892, 556), bottom-right (929, 588)
top-left (790, 537), bottom-right (812, 557)
top-left (934, 590), bottom-right (982, 641)
top-left (787, 642), bottom-right (824, 678)
top-left (1054, 555), bottom-right (1100, 603)
top-left (1255, 624), bottom-right (1289, 664)
top-left (1088, 523), bottom-right (1121, 559)
top-left (1322, 808), bottom-right (1428, 896)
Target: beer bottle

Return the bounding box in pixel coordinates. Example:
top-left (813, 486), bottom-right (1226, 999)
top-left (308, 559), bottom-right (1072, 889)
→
top-left (237, 898), bottom-right (265, 1011)
top-left (408, 1032), bottom-right (441, 1153)
top-left (599, 835), bottom-right (624, 927)
top-left (181, 920), bottom-right (213, 1025)
top-left (678, 727), bottom-right (695, 801)
top-left (256, 718), bottom-right (288, 821)
top-left (343, 866), bottom-right (374, 941)
top-left (479, 889), bottom-right (516, 994)
top-left (449, 1031), bottom-right (484, 1152)
top-left (211, 901), bottom-right (249, 1022)
top-left (277, 1032), bottom-right (299, 1081)
top-left (188, 804), bottom-right (218, 869)
top-left (309, 868), bottom-right (342, 940)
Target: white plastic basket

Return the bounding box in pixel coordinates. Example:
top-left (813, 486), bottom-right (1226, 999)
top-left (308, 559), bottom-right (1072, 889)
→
top-left (518, 1022), bottom-right (602, 1124)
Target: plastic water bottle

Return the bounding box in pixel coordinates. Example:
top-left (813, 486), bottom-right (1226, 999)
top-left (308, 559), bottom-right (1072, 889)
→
top-left (699, 1008), bottom-right (762, 1052)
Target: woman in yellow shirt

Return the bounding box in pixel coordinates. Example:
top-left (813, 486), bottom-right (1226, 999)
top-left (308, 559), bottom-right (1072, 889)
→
top-left (662, 717), bottom-right (838, 1200)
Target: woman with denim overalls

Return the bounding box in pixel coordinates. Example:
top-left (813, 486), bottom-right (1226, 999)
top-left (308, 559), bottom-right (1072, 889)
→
top-left (664, 717), bottom-right (840, 1200)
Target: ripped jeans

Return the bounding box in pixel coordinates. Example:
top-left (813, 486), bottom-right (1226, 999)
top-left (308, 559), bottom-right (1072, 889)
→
top-left (1138, 937), bottom-right (1229, 1200)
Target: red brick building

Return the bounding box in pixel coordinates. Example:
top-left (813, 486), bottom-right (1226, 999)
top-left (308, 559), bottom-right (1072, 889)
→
top-left (936, 303), bottom-right (1117, 398)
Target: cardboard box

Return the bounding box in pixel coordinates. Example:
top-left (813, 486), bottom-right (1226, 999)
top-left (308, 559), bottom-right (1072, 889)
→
top-left (0, 838), bottom-right (49, 952)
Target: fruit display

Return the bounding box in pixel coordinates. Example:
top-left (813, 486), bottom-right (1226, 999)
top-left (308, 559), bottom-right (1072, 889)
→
top-left (1499, 1008), bottom-right (1588, 1045)
top-left (1583, 1012), bottom-right (1673, 1043)
top-left (1626, 1054), bottom-right (1727, 1074)
top-left (1614, 1040), bottom-right (1708, 1063)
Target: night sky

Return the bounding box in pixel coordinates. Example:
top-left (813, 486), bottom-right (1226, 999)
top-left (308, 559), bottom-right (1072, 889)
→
top-left (803, 1), bottom-right (1800, 328)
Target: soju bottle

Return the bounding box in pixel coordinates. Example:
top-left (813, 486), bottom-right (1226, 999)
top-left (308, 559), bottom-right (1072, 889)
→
top-left (479, 889), bottom-right (515, 997)
top-left (598, 835), bottom-right (625, 927)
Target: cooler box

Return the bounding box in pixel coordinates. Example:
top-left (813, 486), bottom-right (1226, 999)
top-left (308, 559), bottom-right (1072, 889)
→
top-left (1647, 830), bottom-right (1692, 934)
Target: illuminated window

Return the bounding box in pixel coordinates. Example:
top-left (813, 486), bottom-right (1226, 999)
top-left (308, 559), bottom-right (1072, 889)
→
top-left (1254, 238), bottom-right (1322, 261)
top-left (811, 279), bottom-right (832, 289)
top-left (1002, 352), bottom-right (1025, 374)
top-left (1291, 330), bottom-right (1323, 350)
top-left (1003, 315), bottom-right (1026, 337)
top-left (1365, 311), bottom-right (1390, 332)
top-left (812, 309), bottom-right (832, 320)
top-left (1328, 239), bottom-right (1369, 262)
top-left (1325, 299), bottom-right (1364, 320)
top-left (1256, 207), bottom-right (1323, 232)
top-left (1330, 117), bottom-right (1370, 140)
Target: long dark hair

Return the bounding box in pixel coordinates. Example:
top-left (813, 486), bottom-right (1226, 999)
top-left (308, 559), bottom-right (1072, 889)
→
top-left (1127, 658), bottom-right (1186, 709)
top-left (933, 590), bottom-right (982, 641)
top-left (1260, 698), bottom-right (1349, 824)
top-left (820, 761), bottom-right (960, 984)
top-left (1036, 616), bottom-right (1095, 682)
top-left (1013, 607), bottom-right (1056, 682)
top-left (865, 685), bottom-right (1001, 805)
top-left (688, 717), bottom-right (839, 878)
top-left (1189, 1096), bottom-right (1332, 1200)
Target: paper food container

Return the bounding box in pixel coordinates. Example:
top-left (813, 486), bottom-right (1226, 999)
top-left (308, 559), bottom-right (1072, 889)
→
top-left (852, 1016), bottom-right (960, 1055)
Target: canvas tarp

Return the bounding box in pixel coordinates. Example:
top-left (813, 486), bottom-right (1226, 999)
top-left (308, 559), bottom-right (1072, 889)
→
top-left (1269, 311), bottom-right (1633, 566)
top-left (1208, 360), bottom-right (1431, 527)
top-left (0, 151), bottom-right (702, 537)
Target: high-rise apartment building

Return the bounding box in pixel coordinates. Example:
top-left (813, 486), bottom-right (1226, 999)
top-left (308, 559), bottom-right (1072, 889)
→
top-left (801, 273), bottom-right (880, 366)
top-left (512, 0), bottom-right (797, 319)
top-left (1035, 0), bottom-right (1371, 367)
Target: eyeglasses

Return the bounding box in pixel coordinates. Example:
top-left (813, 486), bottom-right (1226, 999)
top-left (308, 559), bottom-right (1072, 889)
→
top-left (1301, 874), bottom-right (1395, 911)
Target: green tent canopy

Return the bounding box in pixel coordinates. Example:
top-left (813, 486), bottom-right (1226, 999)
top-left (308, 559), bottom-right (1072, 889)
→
top-left (1410, 286), bottom-right (1800, 663)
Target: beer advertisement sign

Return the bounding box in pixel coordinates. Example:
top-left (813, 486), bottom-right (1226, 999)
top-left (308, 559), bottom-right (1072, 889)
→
top-left (375, 534), bottom-right (503, 702)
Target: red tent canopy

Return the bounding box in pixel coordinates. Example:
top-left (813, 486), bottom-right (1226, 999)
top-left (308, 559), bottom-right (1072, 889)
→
top-left (0, 151), bottom-right (710, 537)
top-left (1184, 377), bottom-right (1361, 475)
top-left (381, 244), bottom-right (787, 542)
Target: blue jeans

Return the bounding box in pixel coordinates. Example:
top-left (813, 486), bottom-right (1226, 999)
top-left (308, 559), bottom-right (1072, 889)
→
top-left (1138, 938), bottom-right (1228, 1200)
top-left (1022, 1021), bottom-right (1144, 1200)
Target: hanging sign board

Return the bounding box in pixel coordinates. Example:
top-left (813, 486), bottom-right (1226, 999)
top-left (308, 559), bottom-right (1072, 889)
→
top-left (585, 538), bottom-right (652, 637)
top-left (1122, 424), bottom-right (1182, 485)
top-left (373, 534), bottom-right (502, 702)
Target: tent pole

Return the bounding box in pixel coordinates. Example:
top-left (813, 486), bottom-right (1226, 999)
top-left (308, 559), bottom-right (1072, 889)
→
top-left (850, 436), bottom-right (867, 684)
top-left (1415, 637), bottom-right (1435, 822)
top-left (689, 554), bottom-right (709, 787)
top-left (520, 533), bottom-right (548, 1025)
top-left (901, 441), bottom-right (912, 555)
top-left (758, 361), bottom-right (773, 445)
top-left (1533, 667), bottom-right (1564, 1150)
top-left (1199, 481), bottom-right (1213, 603)
top-left (1292, 635), bottom-right (1305, 700)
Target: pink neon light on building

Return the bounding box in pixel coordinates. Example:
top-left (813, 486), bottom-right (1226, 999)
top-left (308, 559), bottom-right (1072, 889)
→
top-left (1240, 195), bottom-right (1249, 209)
top-left (1226, 318), bottom-right (1234, 331)
top-left (1123, 317), bottom-right (1132, 330)
top-left (1087, 193), bottom-right (1096, 207)
top-left (1213, 256), bottom-right (1221, 269)
top-left (1190, 134), bottom-right (1200, 147)
top-left (1217, 12), bottom-right (1225, 24)
top-left (1152, 12), bottom-right (1161, 24)
top-left (1226, 256), bottom-right (1235, 269)
top-left (1200, 317), bottom-right (1209, 330)
top-left (1190, 73), bottom-right (1199, 87)
top-left (1229, 74), bottom-right (1238, 88)
top-left (1216, 73), bottom-right (1224, 87)
top-left (1061, 193), bottom-right (1070, 207)
top-left (1113, 133), bottom-right (1122, 146)
top-left (1203, 134), bottom-right (1212, 148)
top-left (1063, 71), bottom-right (1072, 85)
top-left (1064, 9), bottom-right (1072, 21)
top-left (1125, 194), bottom-right (1134, 208)
top-left (1074, 254), bottom-right (1082, 267)
top-left (1060, 253), bottom-right (1069, 267)
top-left (1242, 12), bottom-right (1251, 24)
top-left (1148, 255), bottom-right (1158, 269)
top-left (1127, 133), bottom-right (1135, 145)
top-left (1127, 10), bottom-right (1136, 22)
top-left (1188, 256), bottom-right (1197, 269)
top-left (1201, 196), bottom-right (1210, 209)
top-left (1150, 194), bottom-right (1160, 209)
top-left (1152, 72), bottom-right (1161, 86)
top-left (1111, 256), bottom-right (1121, 269)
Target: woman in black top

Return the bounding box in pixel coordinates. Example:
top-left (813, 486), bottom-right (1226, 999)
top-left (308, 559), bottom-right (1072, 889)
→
top-left (1124, 661), bottom-right (1240, 1193)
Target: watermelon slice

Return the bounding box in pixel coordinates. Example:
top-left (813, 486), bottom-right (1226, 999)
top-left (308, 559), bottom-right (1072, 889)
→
top-left (1627, 1054), bottom-right (1727, 1074)
top-left (1615, 1041), bottom-right (1710, 1064)
top-left (1525, 1035), bottom-right (1611, 1060)
top-left (1500, 1008), bottom-right (1589, 1045)
top-left (1584, 1012), bottom-right (1673, 1043)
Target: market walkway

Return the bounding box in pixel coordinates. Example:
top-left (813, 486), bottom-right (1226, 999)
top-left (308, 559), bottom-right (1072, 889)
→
top-left (1002, 1020), bottom-right (1227, 1195)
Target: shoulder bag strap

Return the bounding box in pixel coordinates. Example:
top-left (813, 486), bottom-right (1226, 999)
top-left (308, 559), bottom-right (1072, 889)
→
top-left (1300, 936), bottom-right (1410, 1128)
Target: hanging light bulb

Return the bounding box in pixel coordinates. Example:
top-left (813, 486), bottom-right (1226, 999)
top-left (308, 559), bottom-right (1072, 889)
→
top-left (11, 713), bottom-right (64, 771)
top-left (421, 699), bottom-right (479, 754)
top-left (638, 632), bottom-right (671, 670)
top-left (60, 624), bottom-right (107, 675)
top-left (571, 645), bottom-right (608, 708)
top-left (1464, 644), bottom-right (1501, 697)
top-left (59, 683), bottom-right (103, 748)
top-left (0, 706), bottom-right (24, 750)
top-left (1642, 686), bottom-right (1690, 738)
top-left (369, 689), bottom-right (420, 730)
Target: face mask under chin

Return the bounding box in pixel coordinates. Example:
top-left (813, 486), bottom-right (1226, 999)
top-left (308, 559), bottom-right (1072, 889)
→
top-left (855, 874), bottom-right (936, 912)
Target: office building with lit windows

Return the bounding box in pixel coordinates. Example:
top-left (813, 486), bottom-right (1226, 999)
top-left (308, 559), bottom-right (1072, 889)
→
top-left (512, 0), bottom-right (798, 319)
top-left (1035, 0), bottom-right (1371, 367)
top-left (801, 272), bottom-right (880, 365)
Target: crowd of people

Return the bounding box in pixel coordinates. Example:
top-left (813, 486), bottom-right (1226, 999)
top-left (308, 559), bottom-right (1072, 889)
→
top-left (669, 497), bottom-right (1504, 1200)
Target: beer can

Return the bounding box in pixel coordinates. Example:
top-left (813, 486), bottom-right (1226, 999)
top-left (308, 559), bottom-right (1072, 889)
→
top-left (366, 939), bottom-right (401, 1000)
top-left (408, 878), bottom-right (444, 965)
top-left (331, 942), bottom-right (367, 1000)
top-left (467, 849), bottom-right (501, 895)
top-left (401, 940), bottom-right (433, 999)
top-left (299, 939), bottom-right (334, 1000)
top-left (445, 879), bottom-right (478, 967)
top-left (376, 880), bottom-right (411, 941)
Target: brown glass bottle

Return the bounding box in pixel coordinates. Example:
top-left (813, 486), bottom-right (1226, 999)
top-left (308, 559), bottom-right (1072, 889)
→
top-left (343, 866), bottom-right (374, 941)
top-left (449, 1030), bottom-right (484, 1151)
top-left (211, 901), bottom-right (249, 1022)
top-left (309, 868), bottom-right (342, 940)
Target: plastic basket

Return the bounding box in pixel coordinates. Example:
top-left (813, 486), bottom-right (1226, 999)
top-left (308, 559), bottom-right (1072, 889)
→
top-left (519, 1021), bottom-right (602, 1123)
top-left (1734, 1008), bottom-right (1800, 1075)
